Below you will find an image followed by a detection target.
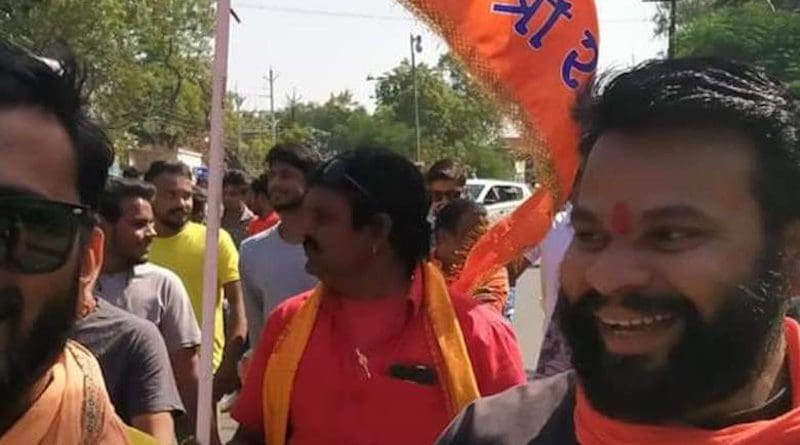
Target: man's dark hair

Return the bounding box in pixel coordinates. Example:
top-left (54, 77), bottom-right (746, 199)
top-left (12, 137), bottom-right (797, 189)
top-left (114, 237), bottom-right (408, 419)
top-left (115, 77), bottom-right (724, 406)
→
top-left (98, 178), bottom-right (156, 223)
top-left (223, 169), bottom-right (249, 188)
top-left (0, 42), bottom-right (113, 209)
top-left (121, 166), bottom-right (141, 179)
top-left (309, 147), bottom-right (430, 274)
top-left (143, 160), bottom-right (193, 183)
top-left (265, 142), bottom-right (321, 177)
top-left (251, 173), bottom-right (269, 196)
top-left (575, 57), bottom-right (800, 234)
top-left (426, 159), bottom-right (467, 186)
top-left (435, 198), bottom-right (488, 235)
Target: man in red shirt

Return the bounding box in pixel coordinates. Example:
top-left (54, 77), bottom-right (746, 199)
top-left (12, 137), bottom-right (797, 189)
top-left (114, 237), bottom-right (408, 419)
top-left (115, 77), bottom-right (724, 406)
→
top-left (230, 147), bottom-right (525, 445)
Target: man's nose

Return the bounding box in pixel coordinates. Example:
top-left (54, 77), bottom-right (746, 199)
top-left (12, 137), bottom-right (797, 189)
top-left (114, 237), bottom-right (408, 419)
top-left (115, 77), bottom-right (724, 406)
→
top-left (584, 244), bottom-right (653, 297)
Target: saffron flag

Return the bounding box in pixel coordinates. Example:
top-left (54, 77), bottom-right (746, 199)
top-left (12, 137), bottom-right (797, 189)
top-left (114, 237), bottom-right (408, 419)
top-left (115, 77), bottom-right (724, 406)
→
top-left (402, 0), bottom-right (599, 294)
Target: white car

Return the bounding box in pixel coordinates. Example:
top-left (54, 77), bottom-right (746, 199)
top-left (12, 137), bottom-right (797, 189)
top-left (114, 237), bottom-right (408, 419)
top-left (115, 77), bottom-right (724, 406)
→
top-left (466, 179), bottom-right (532, 220)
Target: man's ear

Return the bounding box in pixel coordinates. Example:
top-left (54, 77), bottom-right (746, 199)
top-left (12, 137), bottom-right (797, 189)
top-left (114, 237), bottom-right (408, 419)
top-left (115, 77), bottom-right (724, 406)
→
top-left (782, 221), bottom-right (800, 295)
top-left (370, 213), bottom-right (393, 252)
top-left (79, 227), bottom-right (105, 292)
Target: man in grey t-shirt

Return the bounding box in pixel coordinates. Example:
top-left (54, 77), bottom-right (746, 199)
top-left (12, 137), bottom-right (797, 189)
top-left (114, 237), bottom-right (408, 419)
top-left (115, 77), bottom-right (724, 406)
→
top-left (97, 263), bottom-right (201, 352)
top-left (239, 143), bottom-right (321, 349)
top-left (240, 223), bottom-right (318, 343)
top-left (72, 298), bottom-right (183, 444)
top-left (97, 178), bottom-right (202, 439)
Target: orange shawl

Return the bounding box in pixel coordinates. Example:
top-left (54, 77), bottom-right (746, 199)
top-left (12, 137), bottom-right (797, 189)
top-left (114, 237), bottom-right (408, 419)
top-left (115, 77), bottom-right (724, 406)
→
top-left (575, 318), bottom-right (800, 445)
top-left (0, 341), bottom-right (144, 445)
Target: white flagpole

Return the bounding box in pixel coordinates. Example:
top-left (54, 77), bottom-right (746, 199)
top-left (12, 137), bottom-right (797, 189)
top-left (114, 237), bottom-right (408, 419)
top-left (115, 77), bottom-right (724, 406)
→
top-left (197, 0), bottom-right (231, 443)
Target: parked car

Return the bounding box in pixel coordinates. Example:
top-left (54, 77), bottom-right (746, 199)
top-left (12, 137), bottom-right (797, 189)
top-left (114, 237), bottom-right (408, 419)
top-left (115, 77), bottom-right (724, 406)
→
top-left (466, 179), bottom-right (532, 220)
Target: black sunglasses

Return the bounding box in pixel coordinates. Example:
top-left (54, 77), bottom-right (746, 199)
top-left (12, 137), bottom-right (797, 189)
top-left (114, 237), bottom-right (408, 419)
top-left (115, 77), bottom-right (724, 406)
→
top-left (431, 189), bottom-right (465, 202)
top-left (320, 158), bottom-right (374, 202)
top-left (0, 196), bottom-right (94, 274)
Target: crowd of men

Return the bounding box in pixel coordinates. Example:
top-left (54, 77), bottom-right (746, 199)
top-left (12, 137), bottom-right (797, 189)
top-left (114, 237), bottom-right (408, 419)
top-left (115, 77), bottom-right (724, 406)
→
top-left (3, 34), bottom-right (800, 445)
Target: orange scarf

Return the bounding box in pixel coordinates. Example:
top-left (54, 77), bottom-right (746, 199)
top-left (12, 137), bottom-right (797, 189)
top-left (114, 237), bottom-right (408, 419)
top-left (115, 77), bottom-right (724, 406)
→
top-left (575, 318), bottom-right (800, 445)
top-left (0, 341), bottom-right (149, 445)
top-left (262, 262), bottom-right (480, 445)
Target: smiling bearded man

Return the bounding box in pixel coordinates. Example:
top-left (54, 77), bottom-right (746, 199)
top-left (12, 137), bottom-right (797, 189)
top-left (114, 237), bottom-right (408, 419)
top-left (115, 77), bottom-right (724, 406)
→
top-left (436, 57), bottom-right (800, 445)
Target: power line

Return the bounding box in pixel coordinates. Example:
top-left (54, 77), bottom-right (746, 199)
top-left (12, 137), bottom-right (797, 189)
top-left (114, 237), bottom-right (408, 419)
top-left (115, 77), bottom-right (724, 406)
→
top-left (234, 2), bottom-right (414, 22)
top-left (233, 2), bottom-right (651, 24)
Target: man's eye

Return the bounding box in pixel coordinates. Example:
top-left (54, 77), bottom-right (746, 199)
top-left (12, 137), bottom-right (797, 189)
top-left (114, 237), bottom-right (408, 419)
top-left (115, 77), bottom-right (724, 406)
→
top-left (648, 228), bottom-right (703, 251)
top-left (574, 230), bottom-right (607, 251)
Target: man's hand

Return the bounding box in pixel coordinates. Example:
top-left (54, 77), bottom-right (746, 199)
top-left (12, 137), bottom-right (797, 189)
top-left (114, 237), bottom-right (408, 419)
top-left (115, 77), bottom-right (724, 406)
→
top-left (215, 280), bottom-right (247, 401)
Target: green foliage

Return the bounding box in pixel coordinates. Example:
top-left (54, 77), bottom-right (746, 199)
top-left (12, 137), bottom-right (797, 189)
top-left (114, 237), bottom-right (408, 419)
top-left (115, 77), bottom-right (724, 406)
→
top-left (675, 2), bottom-right (800, 92)
top-left (654, 1), bottom-right (800, 92)
top-left (0, 0), bottom-right (214, 154)
top-left (374, 54), bottom-right (513, 178)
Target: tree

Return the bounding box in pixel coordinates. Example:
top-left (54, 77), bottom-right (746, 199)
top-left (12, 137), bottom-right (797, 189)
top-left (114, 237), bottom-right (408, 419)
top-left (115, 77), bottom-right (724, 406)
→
top-left (655, 1), bottom-right (800, 92)
top-left (374, 54), bottom-right (513, 178)
top-left (1, 0), bottom-right (214, 155)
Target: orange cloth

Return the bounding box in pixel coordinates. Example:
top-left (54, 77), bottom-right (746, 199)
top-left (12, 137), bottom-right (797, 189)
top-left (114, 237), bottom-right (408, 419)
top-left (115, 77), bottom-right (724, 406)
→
top-left (402, 0), bottom-right (598, 295)
top-left (575, 318), bottom-right (800, 445)
top-left (472, 266), bottom-right (510, 314)
top-left (0, 341), bottom-right (138, 445)
top-left (435, 258), bottom-right (509, 314)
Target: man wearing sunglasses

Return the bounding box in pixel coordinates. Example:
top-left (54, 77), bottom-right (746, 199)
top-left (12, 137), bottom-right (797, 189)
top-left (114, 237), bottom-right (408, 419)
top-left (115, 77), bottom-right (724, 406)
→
top-left (230, 147), bottom-right (525, 445)
top-left (426, 158), bottom-right (468, 216)
top-left (0, 43), bottom-right (155, 443)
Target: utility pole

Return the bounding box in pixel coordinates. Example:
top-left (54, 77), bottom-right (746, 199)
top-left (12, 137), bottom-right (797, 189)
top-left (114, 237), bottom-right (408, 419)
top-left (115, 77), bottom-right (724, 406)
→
top-left (668, 0), bottom-right (677, 58)
top-left (644, 0), bottom-right (679, 59)
top-left (265, 68), bottom-right (278, 143)
top-left (410, 34), bottom-right (423, 164)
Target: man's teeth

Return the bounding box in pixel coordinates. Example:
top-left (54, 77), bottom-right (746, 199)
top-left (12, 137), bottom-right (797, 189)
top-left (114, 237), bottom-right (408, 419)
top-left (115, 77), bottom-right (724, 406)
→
top-left (598, 314), bottom-right (674, 328)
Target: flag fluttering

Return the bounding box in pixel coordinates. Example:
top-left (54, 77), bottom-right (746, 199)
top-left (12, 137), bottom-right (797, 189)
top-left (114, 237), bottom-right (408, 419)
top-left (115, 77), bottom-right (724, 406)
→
top-left (402, 0), bottom-right (599, 293)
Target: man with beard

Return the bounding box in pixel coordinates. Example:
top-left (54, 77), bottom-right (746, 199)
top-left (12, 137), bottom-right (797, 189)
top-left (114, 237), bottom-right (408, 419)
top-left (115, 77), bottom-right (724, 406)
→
top-left (95, 178), bottom-right (202, 438)
top-left (221, 169), bottom-right (256, 248)
top-left (0, 42), bottom-right (155, 443)
top-left (230, 147), bottom-right (525, 445)
top-left (146, 161), bottom-right (245, 445)
top-left (238, 143), bottom-right (319, 352)
top-left (436, 57), bottom-right (800, 444)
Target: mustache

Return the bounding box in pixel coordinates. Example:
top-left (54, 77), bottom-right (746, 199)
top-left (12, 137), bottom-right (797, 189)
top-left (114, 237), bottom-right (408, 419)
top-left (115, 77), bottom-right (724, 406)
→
top-left (567, 290), bottom-right (695, 317)
top-left (303, 236), bottom-right (320, 252)
top-left (0, 288), bottom-right (22, 324)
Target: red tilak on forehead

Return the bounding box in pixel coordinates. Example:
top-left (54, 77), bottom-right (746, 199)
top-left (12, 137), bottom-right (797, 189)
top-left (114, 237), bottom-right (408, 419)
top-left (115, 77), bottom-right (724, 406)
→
top-left (611, 202), bottom-right (632, 235)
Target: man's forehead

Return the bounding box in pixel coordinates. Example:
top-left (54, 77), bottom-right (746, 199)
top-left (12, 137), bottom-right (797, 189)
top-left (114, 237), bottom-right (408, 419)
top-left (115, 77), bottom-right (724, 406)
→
top-left (0, 108), bottom-right (77, 203)
top-left (154, 173), bottom-right (192, 187)
top-left (576, 128), bottom-right (758, 220)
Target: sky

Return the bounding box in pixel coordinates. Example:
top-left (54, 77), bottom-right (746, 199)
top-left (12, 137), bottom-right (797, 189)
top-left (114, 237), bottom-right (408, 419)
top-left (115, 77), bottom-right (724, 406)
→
top-left (227, 0), bottom-right (667, 112)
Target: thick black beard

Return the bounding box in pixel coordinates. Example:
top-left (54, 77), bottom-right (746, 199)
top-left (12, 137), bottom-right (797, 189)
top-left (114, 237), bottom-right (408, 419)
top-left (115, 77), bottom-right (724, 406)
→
top-left (0, 269), bottom-right (79, 421)
top-left (559, 250), bottom-right (787, 423)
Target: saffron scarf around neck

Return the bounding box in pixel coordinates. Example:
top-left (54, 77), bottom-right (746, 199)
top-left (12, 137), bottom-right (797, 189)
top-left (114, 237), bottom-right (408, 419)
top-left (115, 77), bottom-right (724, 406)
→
top-left (0, 341), bottom-right (132, 445)
top-left (262, 262), bottom-right (481, 445)
top-left (575, 318), bottom-right (800, 445)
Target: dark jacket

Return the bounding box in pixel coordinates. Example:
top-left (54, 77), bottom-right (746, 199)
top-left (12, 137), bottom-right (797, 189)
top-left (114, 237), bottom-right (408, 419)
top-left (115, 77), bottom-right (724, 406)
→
top-left (435, 371), bottom-right (578, 445)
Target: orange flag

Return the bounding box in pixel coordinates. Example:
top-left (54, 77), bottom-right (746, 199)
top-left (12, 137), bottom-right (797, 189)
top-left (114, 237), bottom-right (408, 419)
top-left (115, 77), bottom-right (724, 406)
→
top-left (403, 0), bottom-right (599, 294)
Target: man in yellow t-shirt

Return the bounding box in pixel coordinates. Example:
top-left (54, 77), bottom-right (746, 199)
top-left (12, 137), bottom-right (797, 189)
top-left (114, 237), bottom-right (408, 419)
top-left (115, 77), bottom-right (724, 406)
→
top-left (144, 161), bottom-right (246, 408)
